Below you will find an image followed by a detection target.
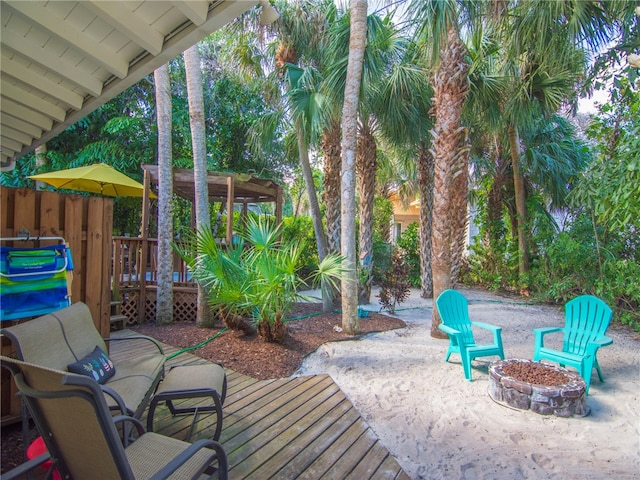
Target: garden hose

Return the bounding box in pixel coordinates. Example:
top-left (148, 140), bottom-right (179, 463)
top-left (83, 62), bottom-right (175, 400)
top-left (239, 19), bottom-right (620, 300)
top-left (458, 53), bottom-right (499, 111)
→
top-left (166, 327), bottom-right (228, 360)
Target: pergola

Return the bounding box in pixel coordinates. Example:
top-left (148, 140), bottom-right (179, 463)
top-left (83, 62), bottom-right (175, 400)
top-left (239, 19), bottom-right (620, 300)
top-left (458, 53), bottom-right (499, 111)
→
top-left (141, 165), bottom-right (283, 245)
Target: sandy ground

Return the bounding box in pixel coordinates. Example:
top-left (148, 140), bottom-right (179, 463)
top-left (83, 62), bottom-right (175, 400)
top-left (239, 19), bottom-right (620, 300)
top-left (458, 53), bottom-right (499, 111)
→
top-left (295, 287), bottom-right (640, 480)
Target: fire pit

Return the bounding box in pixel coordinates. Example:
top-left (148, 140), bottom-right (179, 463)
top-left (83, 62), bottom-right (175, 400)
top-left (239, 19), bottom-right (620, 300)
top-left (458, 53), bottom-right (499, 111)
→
top-left (488, 359), bottom-right (589, 417)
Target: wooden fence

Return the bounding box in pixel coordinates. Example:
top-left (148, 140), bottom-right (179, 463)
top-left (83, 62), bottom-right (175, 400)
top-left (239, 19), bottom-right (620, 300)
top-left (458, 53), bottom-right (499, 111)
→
top-left (1, 186), bottom-right (113, 424)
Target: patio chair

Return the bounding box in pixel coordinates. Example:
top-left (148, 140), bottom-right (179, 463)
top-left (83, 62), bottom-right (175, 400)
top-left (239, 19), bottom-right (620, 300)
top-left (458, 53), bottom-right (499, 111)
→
top-left (0, 355), bottom-right (228, 480)
top-left (435, 289), bottom-right (505, 381)
top-left (533, 295), bottom-right (613, 394)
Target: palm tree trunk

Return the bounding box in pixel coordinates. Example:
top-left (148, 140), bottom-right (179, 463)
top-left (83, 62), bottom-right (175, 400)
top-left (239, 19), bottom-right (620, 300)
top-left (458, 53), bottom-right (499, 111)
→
top-left (320, 119), bottom-right (342, 312)
top-left (184, 45), bottom-right (212, 327)
top-left (356, 127), bottom-right (377, 304)
top-left (416, 145), bottom-right (434, 299)
top-left (450, 135), bottom-right (470, 286)
top-left (508, 123), bottom-right (529, 275)
top-left (430, 27), bottom-right (469, 338)
top-left (297, 122), bottom-right (328, 261)
top-left (321, 119), bottom-right (342, 256)
top-left (486, 142), bottom-right (508, 250)
top-left (340, 0), bottom-right (368, 335)
top-left (154, 64), bottom-right (174, 325)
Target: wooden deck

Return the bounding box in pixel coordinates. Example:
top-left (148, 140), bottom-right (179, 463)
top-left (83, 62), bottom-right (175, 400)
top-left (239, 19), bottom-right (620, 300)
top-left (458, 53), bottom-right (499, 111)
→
top-left (110, 331), bottom-right (411, 480)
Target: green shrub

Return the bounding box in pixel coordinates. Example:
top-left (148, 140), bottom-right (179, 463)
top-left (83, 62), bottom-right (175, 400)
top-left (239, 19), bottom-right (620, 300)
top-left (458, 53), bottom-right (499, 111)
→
top-left (372, 235), bottom-right (392, 283)
top-left (280, 216), bottom-right (318, 277)
top-left (396, 222), bottom-right (421, 287)
top-left (596, 259), bottom-right (640, 331)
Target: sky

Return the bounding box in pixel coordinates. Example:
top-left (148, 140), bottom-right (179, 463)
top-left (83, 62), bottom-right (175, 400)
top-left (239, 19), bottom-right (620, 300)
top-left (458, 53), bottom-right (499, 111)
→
top-left (578, 89), bottom-right (609, 114)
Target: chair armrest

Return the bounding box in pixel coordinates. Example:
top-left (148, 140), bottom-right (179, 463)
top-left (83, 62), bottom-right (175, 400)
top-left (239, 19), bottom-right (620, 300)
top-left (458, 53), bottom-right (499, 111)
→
top-left (104, 335), bottom-right (164, 355)
top-left (471, 321), bottom-right (501, 333)
top-left (533, 326), bottom-right (563, 350)
top-left (438, 324), bottom-right (461, 337)
top-left (591, 336), bottom-right (613, 347)
top-left (101, 385), bottom-right (129, 416)
top-left (113, 415), bottom-right (145, 446)
top-left (585, 336), bottom-right (614, 356)
top-left (472, 322), bottom-right (503, 346)
top-left (150, 438), bottom-right (228, 480)
top-left (0, 453), bottom-right (51, 480)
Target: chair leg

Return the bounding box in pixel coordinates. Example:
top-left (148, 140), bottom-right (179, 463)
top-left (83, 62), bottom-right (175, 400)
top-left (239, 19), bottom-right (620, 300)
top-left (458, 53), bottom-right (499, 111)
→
top-left (444, 348), bottom-right (452, 362)
top-left (594, 357), bottom-right (605, 383)
top-left (581, 362), bottom-right (593, 395)
top-left (462, 352), bottom-right (473, 381)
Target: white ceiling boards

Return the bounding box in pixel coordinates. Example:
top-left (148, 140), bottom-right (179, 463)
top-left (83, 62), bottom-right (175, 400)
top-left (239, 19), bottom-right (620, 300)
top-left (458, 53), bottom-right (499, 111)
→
top-left (0, 0), bottom-right (259, 171)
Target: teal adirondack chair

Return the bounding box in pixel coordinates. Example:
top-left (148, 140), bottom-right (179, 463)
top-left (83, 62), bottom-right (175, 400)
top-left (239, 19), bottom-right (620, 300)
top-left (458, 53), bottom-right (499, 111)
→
top-left (533, 295), bottom-right (613, 394)
top-left (436, 290), bottom-right (505, 381)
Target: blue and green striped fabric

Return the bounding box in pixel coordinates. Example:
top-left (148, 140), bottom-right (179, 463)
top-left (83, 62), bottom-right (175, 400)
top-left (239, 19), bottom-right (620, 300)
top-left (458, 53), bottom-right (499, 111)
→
top-left (0, 245), bottom-right (72, 321)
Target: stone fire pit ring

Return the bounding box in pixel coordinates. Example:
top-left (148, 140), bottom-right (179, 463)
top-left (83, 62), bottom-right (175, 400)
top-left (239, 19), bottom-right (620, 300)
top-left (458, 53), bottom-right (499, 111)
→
top-left (488, 359), bottom-right (589, 417)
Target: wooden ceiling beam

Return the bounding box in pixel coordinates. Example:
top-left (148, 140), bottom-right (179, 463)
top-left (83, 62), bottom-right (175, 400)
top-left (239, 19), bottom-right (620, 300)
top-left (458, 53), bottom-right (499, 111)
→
top-left (5, 1), bottom-right (129, 79)
top-left (1, 55), bottom-right (85, 110)
top-left (1, 81), bottom-right (67, 122)
top-left (83, 1), bottom-right (164, 56)
top-left (1, 113), bottom-right (42, 138)
top-left (173, 1), bottom-right (209, 26)
top-left (2, 30), bottom-right (103, 97)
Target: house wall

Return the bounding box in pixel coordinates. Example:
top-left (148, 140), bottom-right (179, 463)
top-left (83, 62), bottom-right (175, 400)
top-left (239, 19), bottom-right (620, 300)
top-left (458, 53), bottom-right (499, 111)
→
top-left (390, 195), bottom-right (420, 243)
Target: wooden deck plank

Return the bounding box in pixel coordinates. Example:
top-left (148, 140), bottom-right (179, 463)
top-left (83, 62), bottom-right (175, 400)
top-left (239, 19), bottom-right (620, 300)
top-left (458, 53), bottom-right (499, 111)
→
top-left (224, 375), bottom-right (335, 453)
top-left (320, 428), bottom-right (379, 479)
top-left (109, 330), bottom-right (411, 480)
top-left (222, 377), bottom-right (322, 436)
top-left (346, 441), bottom-right (397, 479)
top-left (296, 418), bottom-right (369, 479)
top-left (227, 376), bottom-right (340, 476)
top-left (249, 397), bottom-right (357, 480)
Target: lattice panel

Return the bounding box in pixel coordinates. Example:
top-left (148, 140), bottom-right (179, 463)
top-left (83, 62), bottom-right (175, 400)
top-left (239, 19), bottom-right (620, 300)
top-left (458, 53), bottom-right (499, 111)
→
top-left (115, 289), bottom-right (198, 324)
top-left (145, 292), bottom-right (157, 323)
top-left (121, 292), bottom-right (139, 324)
top-left (174, 291), bottom-right (198, 322)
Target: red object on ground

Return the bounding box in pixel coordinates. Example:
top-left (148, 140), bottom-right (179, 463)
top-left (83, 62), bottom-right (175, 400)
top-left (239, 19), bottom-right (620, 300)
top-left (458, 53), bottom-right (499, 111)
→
top-left (26, 437), bottom-right (62, 480)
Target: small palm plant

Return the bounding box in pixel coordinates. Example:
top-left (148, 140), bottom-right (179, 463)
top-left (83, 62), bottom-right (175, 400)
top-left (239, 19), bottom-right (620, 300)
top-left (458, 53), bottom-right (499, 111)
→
top-left (176, 216), bottom-right (347, 342)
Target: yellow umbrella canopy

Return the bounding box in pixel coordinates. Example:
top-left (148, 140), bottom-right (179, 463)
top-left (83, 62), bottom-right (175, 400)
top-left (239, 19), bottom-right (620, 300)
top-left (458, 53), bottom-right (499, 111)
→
top-left (29, 164), bottom-right (157, 198)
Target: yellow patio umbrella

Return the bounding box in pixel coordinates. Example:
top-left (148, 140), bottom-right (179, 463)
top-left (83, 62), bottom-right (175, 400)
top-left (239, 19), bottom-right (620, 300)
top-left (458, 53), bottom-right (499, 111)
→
top-left (29, 163), bottom-right (157, 198)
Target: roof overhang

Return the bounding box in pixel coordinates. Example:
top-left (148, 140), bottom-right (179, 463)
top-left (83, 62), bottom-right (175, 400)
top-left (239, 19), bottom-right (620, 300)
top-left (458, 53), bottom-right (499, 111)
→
top-left (0, 0), bottom-right (259, 171)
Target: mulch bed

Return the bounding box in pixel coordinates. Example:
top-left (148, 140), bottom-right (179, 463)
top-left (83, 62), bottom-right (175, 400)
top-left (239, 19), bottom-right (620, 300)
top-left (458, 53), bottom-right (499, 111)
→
top-left (132, 302), bottom-right (406, 380)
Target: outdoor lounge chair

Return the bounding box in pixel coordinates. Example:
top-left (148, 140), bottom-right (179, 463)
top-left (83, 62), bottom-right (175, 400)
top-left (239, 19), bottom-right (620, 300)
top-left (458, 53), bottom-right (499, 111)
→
top-left (533, 295), bottom-right (613, 394)
top-left (1, 355), bottom-right (228, 480)
top-left (436, 289), bottom-right (505, 381)
top-left (0, 302), bottom-right (165, 419)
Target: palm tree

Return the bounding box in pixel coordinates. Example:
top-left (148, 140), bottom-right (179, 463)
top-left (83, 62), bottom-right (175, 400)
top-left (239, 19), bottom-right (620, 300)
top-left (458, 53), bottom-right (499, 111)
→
top-left (339, 0), bottom-right (368, 335)
top-left (327, 11), bottom-right (413, 304)
top-left (237, 1), bottom-right (333, 273)
top-left (283, 65), bottom-right (329, 262)
top-left (375, 46), bottom-right (434, 298)
top-left (411, 0), bottom-right (472, 338)
top-left (504, 0), bottom-right (617, 276)
top-left (184, 44), bottom-right (212, 327)
top-left (154, 64), bottom-right (174, 326)
top-left (249, 0), bottom-right (342, 311)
